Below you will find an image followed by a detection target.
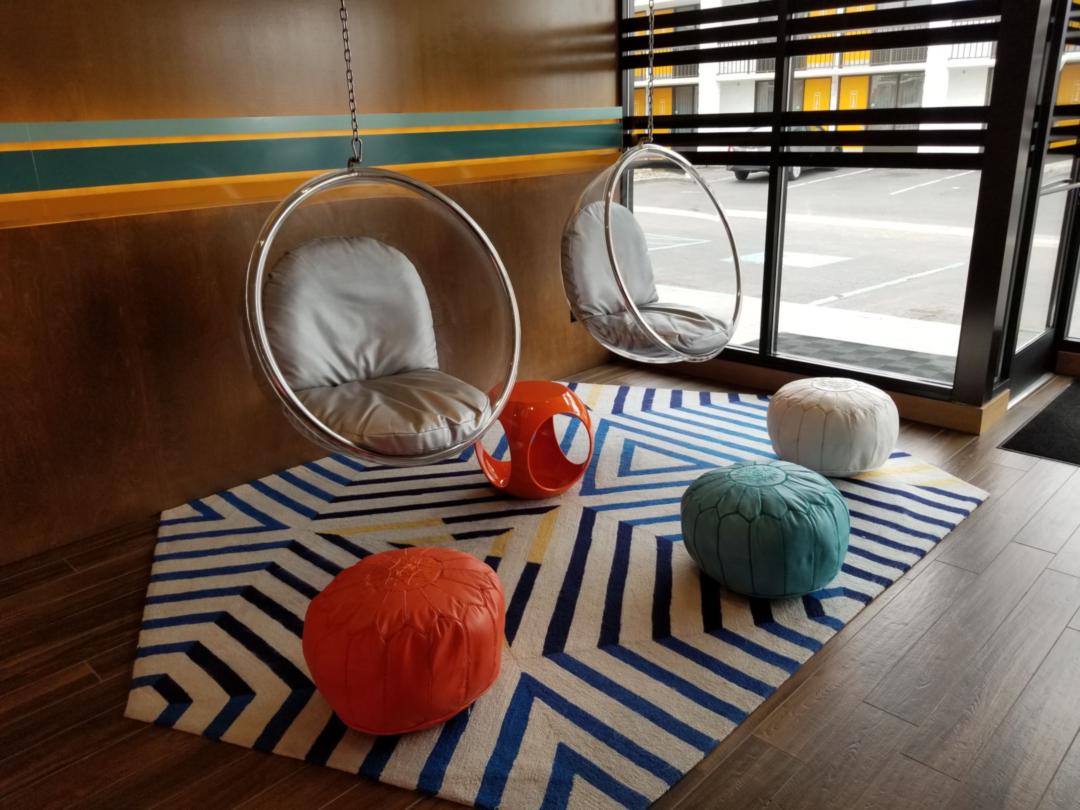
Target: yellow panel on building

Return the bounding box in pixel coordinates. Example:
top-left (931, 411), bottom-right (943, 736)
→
top-left (634, 86), bottom-right (673, 116)
top-left (803, 77), bottom-right (832, 112)
top-left (1057, 62), bottom-right (1080, 105)
top-left (838, 74), bottom-right (869, 151)
top-left (633, 86), bottom-right (673, 134)
top-left (1053, 62), bottom-right (1080, 150)
top-left (841, 4), bottom-right (874, 65)
top-left (633, 8), bottom-right (675, 79)
top-left (807, 8), bottom-right (839, 68)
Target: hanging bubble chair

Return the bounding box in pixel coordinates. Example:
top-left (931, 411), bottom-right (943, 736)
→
top-left (246, 2), bottom-right (520, 467)
top-left (561, 2), bottom-right (741, 364)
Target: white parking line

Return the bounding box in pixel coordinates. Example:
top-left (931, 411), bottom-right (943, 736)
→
top-left (809, 261), bottom-right (966, 306)
top-left (636, 206), bottom-right (720, 222)
top-left (635, 206), bottom-right (1059, 247)
top-left (645, 233), bottom-right (711, 252)
top-left (737, 251), bottom-right (849, 268)
top-left (788, 168), bottom-right (873, 189)
top-left (889, 171), bottom-right (974, 196)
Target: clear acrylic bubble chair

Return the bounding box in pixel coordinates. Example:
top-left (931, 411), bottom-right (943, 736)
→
top-left (246, 168), bottom-right (521, 467)
top-left (245, 1), bottom-right (520, 468)
top-left (561, 142), bottom-right (743, 364)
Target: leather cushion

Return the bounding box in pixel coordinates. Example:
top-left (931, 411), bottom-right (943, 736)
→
top-left (585, 303), bottom-right (731, 358)
top-left (681, 460), bottom-right (850, 599)
top-left (561, 201), bottom-right (659, 319)
top-left (263, 236), bottom-right (439, 390)
top-left (767, 378), bottom-right (899, 477)
top-left (302, 547), bottom-right (505, 735)
top-left (296, 368), bottom-right (491, 457)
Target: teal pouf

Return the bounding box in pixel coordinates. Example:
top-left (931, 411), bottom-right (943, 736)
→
top-left (681, 460), bottom-right (850, 599)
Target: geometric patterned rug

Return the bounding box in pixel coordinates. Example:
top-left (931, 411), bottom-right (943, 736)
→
top-left (125, 383), bottom-right (987, 809)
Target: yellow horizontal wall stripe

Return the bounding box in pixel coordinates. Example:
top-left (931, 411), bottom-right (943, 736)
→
top-left (1, 119), bottom-right (620, 154)
top-left (0, 148), bottom-right (618, 229)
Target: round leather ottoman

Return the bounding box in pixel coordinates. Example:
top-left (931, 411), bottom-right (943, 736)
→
top-left (681, 460), bottom-right (850, 599)
top-left (767, 377), bottom-right (898, 477)
top-left (302, 547), bottom-right (505, 735)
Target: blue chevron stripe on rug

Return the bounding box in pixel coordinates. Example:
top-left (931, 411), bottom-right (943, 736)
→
top-left (126, 383), bottom-right (987, 809)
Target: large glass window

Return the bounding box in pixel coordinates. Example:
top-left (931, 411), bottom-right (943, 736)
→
top-left (869, 72), bottom-right (924, 113)
top-left (776, 169), bottom-right (979, 383)
top-left (641, 56), bottom-right (773, 350)
top-left (755, 80), bottom-right (773, 113)
top-left (618, 0), bottom-right (1061, 399)
top-left (1018, 159), bottom-right (1070, 348)
top-left (761, 4), bottom-right (987, 383)
top-left (756, 78), bottom-right (805, 113)
top-left (673, 84), bottom-right (698, 116)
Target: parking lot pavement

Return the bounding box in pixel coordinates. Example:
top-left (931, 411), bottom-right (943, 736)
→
top-left (632, 162), bottom-right (1069, 330)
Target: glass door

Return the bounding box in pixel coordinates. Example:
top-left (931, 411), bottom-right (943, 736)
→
top-left (1005, 20), bottom-right (1080, 394)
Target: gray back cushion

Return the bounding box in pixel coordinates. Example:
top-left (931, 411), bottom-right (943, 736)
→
top-left (562, 201), bottom-right (659, 319)
top-left (263, 236), bottom-right (439, 390)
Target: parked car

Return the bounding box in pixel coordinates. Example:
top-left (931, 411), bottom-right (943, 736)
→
top-left (726, 125), bottom-right (840, 181)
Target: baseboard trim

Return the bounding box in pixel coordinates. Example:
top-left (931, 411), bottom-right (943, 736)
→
top-left (671, 358), bottom-right (1009, 435)
top-left (1056, 350), bottom-right (1080, 377)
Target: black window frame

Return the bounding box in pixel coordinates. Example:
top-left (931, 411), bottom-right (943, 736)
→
top-left (619, 0), bottom-right (1068, 406)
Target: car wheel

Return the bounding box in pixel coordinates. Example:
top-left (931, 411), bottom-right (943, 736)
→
top-left (787, 166), bottom-right (802, 181)
top-left (733, 170), bottom-right (750, 181)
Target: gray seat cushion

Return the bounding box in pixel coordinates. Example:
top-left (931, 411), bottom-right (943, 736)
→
top-left (296, 368), bottom-right (491, 457)
top-left (562, 201), bottom-right (659, 319)
top-left (562, 201), bottom-right (731, 357)
top-left (263, 236), bottom-right (439, 390)
top-left (586, 303), bottom-right (731, 359)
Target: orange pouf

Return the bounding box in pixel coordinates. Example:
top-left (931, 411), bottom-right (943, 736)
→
top-left (302, 547), bottom-right (505, 736)
top-left (476, 380), bottom-right (594, 499)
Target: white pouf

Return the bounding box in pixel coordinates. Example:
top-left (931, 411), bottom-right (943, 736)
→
top-left (767, 378), bottom-right (899, 477)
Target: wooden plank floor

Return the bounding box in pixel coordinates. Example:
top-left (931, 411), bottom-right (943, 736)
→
top-left (3, 363), bottom-right (1080, 809)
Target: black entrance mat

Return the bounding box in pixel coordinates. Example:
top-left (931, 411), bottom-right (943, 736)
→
top-left (745, 333), bottom-right (956, 383)
top-left (1001, 382), bottom-right (1080, 465)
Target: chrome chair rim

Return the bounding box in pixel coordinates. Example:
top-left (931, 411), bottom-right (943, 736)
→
top-left (601, 142), bottom-right (743, 363)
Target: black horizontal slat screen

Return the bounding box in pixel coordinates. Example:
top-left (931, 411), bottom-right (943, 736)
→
top-left (619, 1), bottom-right (777, 33)
top-left (783, 23), bottom-right (999, 58)
top-left (643, 128), bottom-right (983, 147)
top-left (644, 19), bottom-right (776, 50)
top-left (626, 106), bottom-right (991, 129)
top-left (686, 149), bottom-right (985, 170)
top-left (625, 0), bottom-right (999, 52)
top-left (622, 41), bottom-right (778, 69)
top-left (620, 0), bottom-right (1002, 169)
top-left (621, 24), bottom-right (999, 69)
top-left (1055, 103), bottom-right (1080, 118)
top-left (786, 0), bottom-right (999, 35)
top-left (1050, 107), bottom-right (1080, 152)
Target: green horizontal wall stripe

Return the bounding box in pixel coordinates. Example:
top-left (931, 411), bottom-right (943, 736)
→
top-left (0, 107), bottom-right (623, 145)
top-left (0, 124), bottom-right (621, 194)
top-left (0, 151), bottom-right (39, 192)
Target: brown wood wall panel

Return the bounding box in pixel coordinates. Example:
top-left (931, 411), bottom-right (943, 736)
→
top-left (0, 0), bottom-right (616, 121)
top-left (0, 172), bottom-right (610, 565)
top-left (0, 0), bottom-right (616, 564)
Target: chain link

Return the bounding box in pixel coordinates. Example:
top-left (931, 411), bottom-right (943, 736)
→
top-left (646, 0), bottom-right (656, 144)
top-left (339, 0), bottom-right (362, 168)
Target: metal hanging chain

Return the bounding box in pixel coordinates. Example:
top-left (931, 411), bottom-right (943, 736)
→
top-left (339, 0), bottom-right (363, 168)
top-left (643, 0), bottom-right (652, 143)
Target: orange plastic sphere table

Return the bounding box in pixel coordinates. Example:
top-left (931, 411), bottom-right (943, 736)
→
top-left (475, 380), bottom-right (593, 499)
top-left (302, 547), bottom-right (505, 736)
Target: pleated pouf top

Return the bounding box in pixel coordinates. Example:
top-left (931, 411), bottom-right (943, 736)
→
top-left (680, 460), bottom-right (850, 599)
top-left (302, 546), bottom-right (505, 736)
top-left (767, 377), bottom-right (898, 478)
